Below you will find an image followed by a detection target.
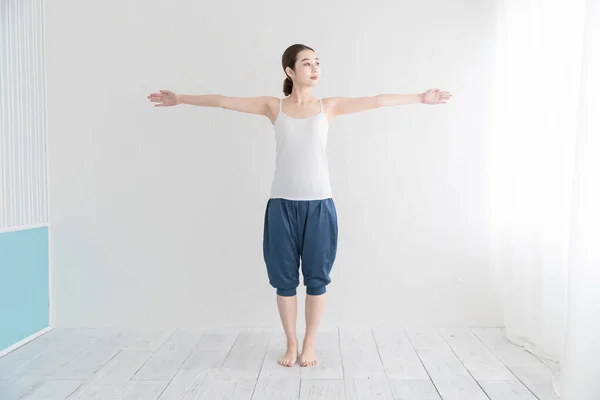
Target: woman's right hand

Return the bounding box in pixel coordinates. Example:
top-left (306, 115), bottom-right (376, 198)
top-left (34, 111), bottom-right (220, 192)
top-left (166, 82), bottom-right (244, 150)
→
top-left (147, 90), bottom-right (180, 107)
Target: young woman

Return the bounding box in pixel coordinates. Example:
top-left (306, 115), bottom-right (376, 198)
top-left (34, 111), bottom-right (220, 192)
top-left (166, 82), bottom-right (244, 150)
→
top-left (147, 44), bottom-right (452, 368)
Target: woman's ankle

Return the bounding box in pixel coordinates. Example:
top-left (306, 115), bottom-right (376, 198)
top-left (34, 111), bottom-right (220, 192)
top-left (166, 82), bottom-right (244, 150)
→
top-left (302, 337), bottom-right (315, 346)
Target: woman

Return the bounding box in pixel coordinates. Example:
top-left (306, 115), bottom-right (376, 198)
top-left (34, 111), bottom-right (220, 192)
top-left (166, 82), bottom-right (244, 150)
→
top-left (147, 43), bottom-right (452, 368)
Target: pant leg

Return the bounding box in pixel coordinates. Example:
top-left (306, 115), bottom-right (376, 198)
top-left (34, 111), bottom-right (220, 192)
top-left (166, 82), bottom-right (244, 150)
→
top-left (300, 198), bottom-right (338, 295)
top-left (263, 198), bottom-right (301, 296)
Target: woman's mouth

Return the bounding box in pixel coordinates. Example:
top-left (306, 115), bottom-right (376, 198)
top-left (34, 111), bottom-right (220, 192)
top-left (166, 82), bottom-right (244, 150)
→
top-left (311, 77), bottom-right (318, 80)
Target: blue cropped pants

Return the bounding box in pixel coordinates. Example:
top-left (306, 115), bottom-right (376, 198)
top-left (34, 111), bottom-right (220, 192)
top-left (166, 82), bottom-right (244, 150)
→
top-left (263, 197), bottom-right (338, 296)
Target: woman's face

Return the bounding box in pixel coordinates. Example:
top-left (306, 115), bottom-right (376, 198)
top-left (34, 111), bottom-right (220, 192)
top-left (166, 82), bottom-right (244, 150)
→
top-left (289, 49), bottom-right (320, 87)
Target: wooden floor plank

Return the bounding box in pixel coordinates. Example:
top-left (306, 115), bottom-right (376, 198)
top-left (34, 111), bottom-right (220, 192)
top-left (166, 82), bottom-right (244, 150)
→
top-left (132, 329), bottom-right (203, 381)
top-left (112, 380), bottom-right (170, 400)
top-left (299, 379), bottom-right (346, 400)
top-left (339, 327), bottom-right (387, 379)
top-left (372, 328), bottom-right (429, 380)
top-left (388, 379), bottom-right (442, 400)
top-left (438, 328), bottom-right (516, 381)
top-left (0, 327), bottom-right (562, 400)
top-left (471, 328), bottom-right (560, 400)
top-left (216, 328), bottom-right (272, 380)
top-left (18, 379), bottom-right (85, 400)
top-left (66, 350), bottom-right (154, 400)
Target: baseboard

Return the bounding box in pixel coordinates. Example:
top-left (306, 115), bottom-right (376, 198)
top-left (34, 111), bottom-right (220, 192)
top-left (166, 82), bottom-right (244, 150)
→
top-left (0, 327), bottom-right (53, 358)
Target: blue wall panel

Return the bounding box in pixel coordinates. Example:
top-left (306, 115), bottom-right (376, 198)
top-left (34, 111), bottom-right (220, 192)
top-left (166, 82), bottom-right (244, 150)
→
top-left (0, 227), bottom-right (49, 351)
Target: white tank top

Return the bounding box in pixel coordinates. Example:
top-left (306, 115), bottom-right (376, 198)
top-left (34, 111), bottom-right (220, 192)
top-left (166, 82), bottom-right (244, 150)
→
top-left (269, 97), bottom-right (333, 200)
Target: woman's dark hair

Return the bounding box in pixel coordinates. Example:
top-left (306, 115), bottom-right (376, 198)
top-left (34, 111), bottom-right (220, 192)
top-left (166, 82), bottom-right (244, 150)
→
top-left (282, 44), bottom-right (314, 96)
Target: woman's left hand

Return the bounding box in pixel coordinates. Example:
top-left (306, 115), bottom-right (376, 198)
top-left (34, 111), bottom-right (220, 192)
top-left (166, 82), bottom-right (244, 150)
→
top-left (422, 88), bottom-right (452, 104)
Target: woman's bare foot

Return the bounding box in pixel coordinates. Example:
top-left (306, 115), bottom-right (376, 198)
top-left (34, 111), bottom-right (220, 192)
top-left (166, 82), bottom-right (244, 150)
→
top-left (299, 340), bottom-right (317, 367)
top-left (278, 341), bottom-right (298, 367)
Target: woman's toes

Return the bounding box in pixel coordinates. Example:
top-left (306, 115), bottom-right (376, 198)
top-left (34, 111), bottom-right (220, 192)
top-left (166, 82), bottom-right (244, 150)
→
top-left (299, 343), bottom-right (317, 367)
top-left (279, 346), bottom-right (298, 367)
top-left (279, 356), bottom-right (296, 367)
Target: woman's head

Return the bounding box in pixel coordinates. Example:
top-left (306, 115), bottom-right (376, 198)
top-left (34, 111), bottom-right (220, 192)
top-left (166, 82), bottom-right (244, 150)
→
top-left (282, 44), bottom-right (320, 96)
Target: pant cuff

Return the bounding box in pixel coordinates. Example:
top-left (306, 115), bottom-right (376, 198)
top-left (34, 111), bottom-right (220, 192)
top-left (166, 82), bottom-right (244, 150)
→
top-left (307, 285), bottom-right (326, 296)
top-left (277, 287), bottom-right (297, 296)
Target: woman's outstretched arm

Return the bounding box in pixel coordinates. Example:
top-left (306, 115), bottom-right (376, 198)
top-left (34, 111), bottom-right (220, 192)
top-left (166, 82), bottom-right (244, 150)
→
top-left (325, 89), bottom-right (452, 118)
top-left (147, 90), bottom-right (274, 117)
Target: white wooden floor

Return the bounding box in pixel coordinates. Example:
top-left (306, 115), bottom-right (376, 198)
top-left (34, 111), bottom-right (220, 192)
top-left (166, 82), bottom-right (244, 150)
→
top-left (0, 327), bottom-right (559, 400)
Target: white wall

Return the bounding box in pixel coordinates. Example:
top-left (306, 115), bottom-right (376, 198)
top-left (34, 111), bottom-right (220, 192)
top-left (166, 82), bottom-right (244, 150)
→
top-left (45, 0), bottom-right (502, 328)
